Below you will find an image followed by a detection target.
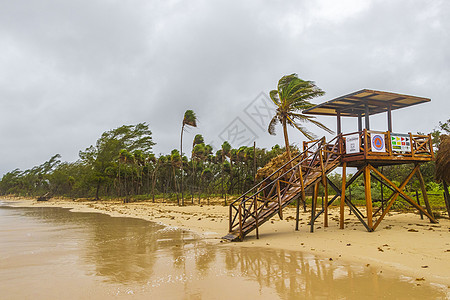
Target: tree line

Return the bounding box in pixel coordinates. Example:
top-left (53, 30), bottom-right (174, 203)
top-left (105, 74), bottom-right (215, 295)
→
top-left (1, 74), bottom-right (448, 206)
top-left (0, 122), bottom-right (289, 203)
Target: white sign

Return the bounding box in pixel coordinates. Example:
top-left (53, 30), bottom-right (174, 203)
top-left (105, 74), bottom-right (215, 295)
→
top-left (391, 133), bottom-right (411, 153)
top-left (345, 134), bottom-right (360, 154)
top-left (371, 133), bottom-right (386, 152)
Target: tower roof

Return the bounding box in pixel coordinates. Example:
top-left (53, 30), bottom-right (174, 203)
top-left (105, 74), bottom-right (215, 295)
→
top-left (303, 89), bottom-right (430, 117)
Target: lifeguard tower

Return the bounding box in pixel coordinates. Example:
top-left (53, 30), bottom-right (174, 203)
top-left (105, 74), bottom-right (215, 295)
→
top-left (224, 89), bottom-right (436, 241)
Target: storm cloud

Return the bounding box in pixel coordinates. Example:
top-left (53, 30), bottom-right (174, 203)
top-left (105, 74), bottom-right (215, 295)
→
top-left (1, 0), bottom-right (449, 175)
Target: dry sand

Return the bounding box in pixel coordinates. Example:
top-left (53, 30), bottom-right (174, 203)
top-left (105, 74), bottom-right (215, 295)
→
top-left (2, 196), bottom-right (450, 288)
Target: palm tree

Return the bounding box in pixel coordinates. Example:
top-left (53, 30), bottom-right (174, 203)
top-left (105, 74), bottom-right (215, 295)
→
top-left (268, 74), bottom-right (333, 161)
top-left (171, 149), bottom-right (182, 205)
top-left (180, 110), bottom-right (197, 205)
top-left (221, 141), bottom-right (231, 203)
top-left (118, 149), bottom-right (128, 197)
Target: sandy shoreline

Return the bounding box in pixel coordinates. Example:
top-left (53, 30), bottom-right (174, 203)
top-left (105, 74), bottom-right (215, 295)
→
top-left (2, 196), bottom-right (449, 289)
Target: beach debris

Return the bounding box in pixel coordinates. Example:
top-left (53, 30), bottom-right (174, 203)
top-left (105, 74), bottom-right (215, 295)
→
top-left (366, 264), bottom-right (370, 267)
top-left (421, 265), bottom-right (428, 268)
top-left (329, 258), bottom-right (333, 261)
top-left (415, 277), bottom-right (425, 281)
top-left (407, 229), bottom-right (418, 232)
top-left (377, 247), bottom-right (384, 252)
top-left (346, 243), bottom-right (351, 246)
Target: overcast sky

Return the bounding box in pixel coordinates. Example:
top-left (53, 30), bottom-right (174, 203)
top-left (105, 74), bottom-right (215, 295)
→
top-left (1, 0), bottom-right (449, 176)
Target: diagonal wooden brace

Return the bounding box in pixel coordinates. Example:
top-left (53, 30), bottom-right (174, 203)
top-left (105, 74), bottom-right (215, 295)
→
top-left (369, 165), bottom-right (437, 230)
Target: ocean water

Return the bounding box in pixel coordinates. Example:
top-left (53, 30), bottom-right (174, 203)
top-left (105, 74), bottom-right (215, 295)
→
top-left (0, 201), bottom-right (447, 299)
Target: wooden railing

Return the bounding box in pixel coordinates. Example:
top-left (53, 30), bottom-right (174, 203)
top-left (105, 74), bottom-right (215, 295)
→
top-left (340, 130), bottom-right (434, 160)
top-left (227, 136), bottom-right (342, 241)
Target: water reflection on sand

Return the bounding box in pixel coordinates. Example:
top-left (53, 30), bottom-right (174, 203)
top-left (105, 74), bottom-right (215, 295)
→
top-left (0, 205), bottom-right (447, 299)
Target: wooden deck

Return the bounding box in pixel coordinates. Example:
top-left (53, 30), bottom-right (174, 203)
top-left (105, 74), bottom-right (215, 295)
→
top-left (339, 129), bottom-right (434, 167)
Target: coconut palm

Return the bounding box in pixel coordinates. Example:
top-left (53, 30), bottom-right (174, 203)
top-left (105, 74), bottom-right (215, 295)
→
top-left (221, 141), bottom-right (231, 202)
top-left (171, 149), bottom-right (182, 205)
top-left (180, 110), bottom-right (197, 205)
top-left (268, 74), bottom-right (333, 161)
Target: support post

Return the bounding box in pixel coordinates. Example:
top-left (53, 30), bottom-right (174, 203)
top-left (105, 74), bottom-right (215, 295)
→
top-left (364, 165), bottom-right (373, 230)
top-left (277, 180), bottom-right (283, 220)
top-left (296, 162), bottom-right (306, 230)
top-left (340, 162), bottom-right (347, 229)
top-left (318, 148), bottom-right (328, 227)
top-left (358, 114), bottom-right (362, 132)
top-left (310, 182), bottom-right (319, 233)
top-left (364, 102), bottom-right (370, 130)
top-left (254, 196), bottom-right (259, 239)
top-left (416, 165), bottom-right (434, 221)
top-left (416, 190), bottom-right (423, 220)
top-left (337, 110), bottom-right (342, 134)
top-left (387, 104), bottom-right (392, 132)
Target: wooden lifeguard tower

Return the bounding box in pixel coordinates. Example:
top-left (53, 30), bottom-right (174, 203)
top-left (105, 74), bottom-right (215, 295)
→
top-left (224, 89), bottom-right (436, 241)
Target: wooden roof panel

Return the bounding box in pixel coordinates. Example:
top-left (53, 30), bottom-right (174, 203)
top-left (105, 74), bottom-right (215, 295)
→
top-left (303, 89), bottom-right (430, 117)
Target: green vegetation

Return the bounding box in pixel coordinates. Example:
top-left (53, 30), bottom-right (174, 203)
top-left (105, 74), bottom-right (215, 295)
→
top-left (0, 73), bottom-right (448, 210)
top-left (0, 121), bottom-right (287, 202)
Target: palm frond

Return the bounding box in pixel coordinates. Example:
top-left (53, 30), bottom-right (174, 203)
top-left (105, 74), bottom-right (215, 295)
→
top-left (292, 114), bottom-right (334, 134)
top-left (269, 90), bottom-right (281, 107)
top-left (183, 110), bottom-right (197, 127)
top-left (286, 115), bottom-right (316, 140)
top-left (268, 116), bottom-right (278, 136)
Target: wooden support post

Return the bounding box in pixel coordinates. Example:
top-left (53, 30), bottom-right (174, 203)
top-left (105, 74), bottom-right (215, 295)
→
top-left (364, 102), bottom-right (370, 130)
top-left (358, 114), bottom-right (362, 132)
top-left (340, 162), bottom-right (347, 229)
top-left (416, 191), bottom-right (423, 220)
top-left (296, 163), bottom-right (306, 230)
top-left (254, 196), bottom-right (259, 239)
top-left (337, 110), bottom-right (342, 134)
top-left (295, 195), bottom-right (300, 231)
top-left (364, 165), bottom-right (373, 230)
top-left (416, 165), bottom-right (434, 221)
top-left (238, 204), bottom-right (243, 240)
top-left (310, 182), bottom-right (319, 233)
top-left (318, 148), bottom-right (328, 227)
top-left (277, 180), bottom-right (283, 220)
top-left (387, 104), bottom-right (392, 132)
top-left (229, 205), bottom-right (232, 232)
top-left (380, 179), bottom-right (384, 215)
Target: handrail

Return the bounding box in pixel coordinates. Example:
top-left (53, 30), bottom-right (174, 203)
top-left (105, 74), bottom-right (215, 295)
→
top-left (229, 138), bottom-right (324, 206)
top-left (228, 136), bottom-right (342, 239)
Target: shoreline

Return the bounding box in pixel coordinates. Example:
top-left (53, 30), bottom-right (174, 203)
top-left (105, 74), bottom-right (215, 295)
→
top-left (1, 196), bottom-right (449, 289)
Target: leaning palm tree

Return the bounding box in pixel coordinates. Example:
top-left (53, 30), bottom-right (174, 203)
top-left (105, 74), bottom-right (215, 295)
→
top-left (180, 110), bottom-right (197, 206)
top-left (268, 73), bottom-right (333, 161)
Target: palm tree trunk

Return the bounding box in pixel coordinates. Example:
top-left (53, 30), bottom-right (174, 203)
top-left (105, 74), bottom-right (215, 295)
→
top-left (118, 160), bottom-right (121, 197)
top-left (282, 117), bottom-right (292, 161)
top-left (173, 165), bottom-right (179, 205)
top-left (180, 124), bottom-right (184, 206)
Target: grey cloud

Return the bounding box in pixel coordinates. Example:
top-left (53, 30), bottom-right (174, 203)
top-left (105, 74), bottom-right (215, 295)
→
top-left (1, 0), bottom-right (449, 175)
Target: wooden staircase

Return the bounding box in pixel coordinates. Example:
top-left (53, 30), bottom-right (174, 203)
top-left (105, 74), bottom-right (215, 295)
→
top-left (223, 136), bottom-right (341, 241)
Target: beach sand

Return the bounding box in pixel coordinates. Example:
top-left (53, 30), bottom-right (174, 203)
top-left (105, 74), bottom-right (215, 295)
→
top-left (3, 196), bottom-right (449, 288)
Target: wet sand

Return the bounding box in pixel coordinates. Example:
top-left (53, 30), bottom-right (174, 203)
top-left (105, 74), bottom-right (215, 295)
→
top-left (3, 196), bottom-right (450, 290)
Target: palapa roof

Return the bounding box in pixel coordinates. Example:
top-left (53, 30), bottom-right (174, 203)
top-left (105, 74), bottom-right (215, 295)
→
top-left (303, 89), bottom-right (430, 117)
